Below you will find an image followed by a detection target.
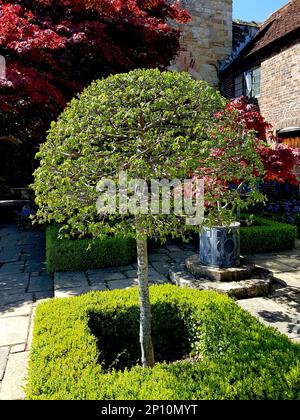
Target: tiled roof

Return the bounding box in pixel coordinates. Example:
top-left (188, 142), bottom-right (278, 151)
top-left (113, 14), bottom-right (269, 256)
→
top-left (244, 0), bottom-right (300, 57)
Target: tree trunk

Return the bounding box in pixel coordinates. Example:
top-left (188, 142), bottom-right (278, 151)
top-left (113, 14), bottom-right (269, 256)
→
top-left (135, 216), bottom-right (155, 368)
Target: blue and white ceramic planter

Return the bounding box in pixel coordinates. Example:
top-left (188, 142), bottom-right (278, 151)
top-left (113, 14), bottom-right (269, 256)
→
top-left (199, 222), bottom-right (240, 268)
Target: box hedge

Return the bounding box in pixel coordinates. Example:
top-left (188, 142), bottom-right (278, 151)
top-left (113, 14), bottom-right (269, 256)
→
top-left (26, 285), bottom-right (300, 400)
top-left (240, 215), bottom-right (297, 254)
top-left (294, 213), bottom-right (300, 238)
top-left (46, 216), bottom-right (296, 275)
top-left (46, 225), bottom-right (136, 275)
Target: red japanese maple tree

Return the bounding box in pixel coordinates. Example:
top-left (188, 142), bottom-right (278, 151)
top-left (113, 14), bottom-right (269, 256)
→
top-left (194, 97), bottom-right (300, 213)
top-left (0, 0), bottom-right (190, 186)
top-left (230, 97), bottom-right (300, 186)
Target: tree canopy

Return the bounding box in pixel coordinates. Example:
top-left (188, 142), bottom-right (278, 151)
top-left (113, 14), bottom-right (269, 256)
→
top-left (33, 69), bottom-right (264, 237)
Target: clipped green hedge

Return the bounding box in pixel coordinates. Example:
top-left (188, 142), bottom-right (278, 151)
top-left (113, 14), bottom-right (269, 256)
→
top-left (240, 215), bottom-right (297, 254)
top-left (26, 285), bottom-right (300, 400)
top-left (46, 225), bottom-right (136, 275)
top-left (294, 213), bottom-right (300, 238)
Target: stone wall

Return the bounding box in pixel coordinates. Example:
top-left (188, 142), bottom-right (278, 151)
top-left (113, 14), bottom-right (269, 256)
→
top-left (259, 40), bottom-right (300, 130)
top-left (172, 0), bottom-right (233, 88)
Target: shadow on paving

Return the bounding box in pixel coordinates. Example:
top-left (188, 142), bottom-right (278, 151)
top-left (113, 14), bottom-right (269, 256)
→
top-left (0, 223), bottom-right (54, 316)
top-left (257, 310), bottom-right (300, 336)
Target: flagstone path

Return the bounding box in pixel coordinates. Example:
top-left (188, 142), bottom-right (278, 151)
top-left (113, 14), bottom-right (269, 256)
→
top-left (0, 222), bottom-right (299, 400)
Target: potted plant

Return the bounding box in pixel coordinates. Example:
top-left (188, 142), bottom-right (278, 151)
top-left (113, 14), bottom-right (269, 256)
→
top-left (194, 105), bottom-right (266, 268)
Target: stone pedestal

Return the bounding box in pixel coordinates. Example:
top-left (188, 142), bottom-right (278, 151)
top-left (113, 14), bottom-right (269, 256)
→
top-left (169, 254), bottom-right (276, 300)
top-left (186, 256), bottom-right (254, 282)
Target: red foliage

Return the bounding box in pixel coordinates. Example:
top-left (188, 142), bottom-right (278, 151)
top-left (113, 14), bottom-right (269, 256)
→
top-left (0, 0), bottom-right (190, 185)
top-left (195, 97), bottom-right (299, 206)
top-left (230, 97), bottom-right (300, 186)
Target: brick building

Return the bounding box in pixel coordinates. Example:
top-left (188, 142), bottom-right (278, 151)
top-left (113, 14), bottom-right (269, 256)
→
top-left (220, 0), bottom-right (300, 145)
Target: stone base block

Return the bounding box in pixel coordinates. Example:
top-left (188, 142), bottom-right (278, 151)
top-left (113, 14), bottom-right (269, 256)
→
top-left (185, 255), bottom-right (255, 282)
top-left (170, 263), bottom-right (274, 300)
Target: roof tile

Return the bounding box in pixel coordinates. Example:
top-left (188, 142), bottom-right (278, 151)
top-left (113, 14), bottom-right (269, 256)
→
top-left (245, 0), bottom-right (300, 57)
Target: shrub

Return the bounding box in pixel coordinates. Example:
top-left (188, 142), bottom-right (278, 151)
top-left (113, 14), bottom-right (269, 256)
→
top-left (46, 225), bottom-right (136, 275)
top-left (26, 285), bottom-right (300, 400)
top-left (294, 213), bottom-right (300, 238)
top-left (240, 215), bottom-right (297, 254)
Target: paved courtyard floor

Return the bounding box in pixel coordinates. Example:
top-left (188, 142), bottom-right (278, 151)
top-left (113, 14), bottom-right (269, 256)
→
top-left (0, 222), bottom-right (299, 399)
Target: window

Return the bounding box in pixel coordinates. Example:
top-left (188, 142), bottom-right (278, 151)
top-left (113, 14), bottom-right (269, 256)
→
top-left (234, 67), bottom-right (261, 98)
top-left (252, 67), bottom-right (261, 98)
top-left (234, 74), bottom-right (245, 97)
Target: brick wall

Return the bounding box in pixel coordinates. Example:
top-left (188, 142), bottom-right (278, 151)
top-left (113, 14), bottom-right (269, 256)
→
top-left (259, 40), bottom-right (300, 131)
top-left (172, 0), bottom-right (233, 88)
top-left (221, 39), bottom-right (300, 131)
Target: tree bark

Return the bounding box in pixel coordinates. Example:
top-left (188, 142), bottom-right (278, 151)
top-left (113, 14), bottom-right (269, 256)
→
top-left (135, 216), bottom-right (155, 368)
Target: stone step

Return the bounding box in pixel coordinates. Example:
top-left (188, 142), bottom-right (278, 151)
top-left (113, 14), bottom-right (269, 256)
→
top-left (170, 264), bottom-right (273, 300)
top-left (185, 255), bottom-right (255, 282)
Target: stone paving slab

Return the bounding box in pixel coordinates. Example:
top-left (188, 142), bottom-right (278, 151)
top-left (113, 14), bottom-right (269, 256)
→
top-left (0, 273), bottom-right (29, 287)
top-left (0, 347), bottom-right (9, 381)
top-left (238, 297), bottom-right (300, 342)
top-left (0, 225), bottom-right (50, 399)
top-left (54, 271), bottom-right (88, 290)
top-left (0, 293), bottom-right (33, 307)
top-left (86, 266), bottom-right (134, 276)
top-left (124, 267), bottom-right (160, 278)
top-left (0, 316), bottom-right (30, 347)
top-left (106, 276), bottom-right (169, 291)
top-left (35, 291), bottom-right (54, 301)
top-left (148, 253), bottom-right (172, 263)
top-left (150, 261), bottom-right (174, 275)
top-left (89, 271), bottom-right (126, 284)
top-left (272, 257), bottom-right (300, 269)
top-left (0, 274), bottom-right (30, 296)
top-left (168, 251), bottom-right (195, 263)
top-left (107, 278), bottom-right (139, 290)
top-left (28, 275), bottom-right (53, 293)
top-left (0, 250), bottom-right (21, 264)
top-left (0, 300), bottom-right (32, 319)
top-left (0, 351), bottom-right (29, 400)
top-left (253, 259), bottom-right (298, 273)
top-left (24, 261), bottom-right (46, 273)
top-left (274, 271), bottom-right (300, 288)
top-left (0, 261), bottom-right (25, 274)
top-left (149, 277), bottom-right (170, 285)
top-left (11, 344), bottom-right (26, 354)
top-left (269, 287), bottom-right (300, 313)
top-left (165, 245), bottom-right (183, 253)
top-left (55, 284), bottom-right (107, 298)
top-left (27, 306), bottom-right (36, 350)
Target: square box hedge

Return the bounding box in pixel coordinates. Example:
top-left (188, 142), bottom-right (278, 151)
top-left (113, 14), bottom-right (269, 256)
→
top-left (26, 285), bottom-right (300, 400)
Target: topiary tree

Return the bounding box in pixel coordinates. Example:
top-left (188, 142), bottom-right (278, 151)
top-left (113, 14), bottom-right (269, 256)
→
top-left (33, 69), bottom-right (264, 367)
